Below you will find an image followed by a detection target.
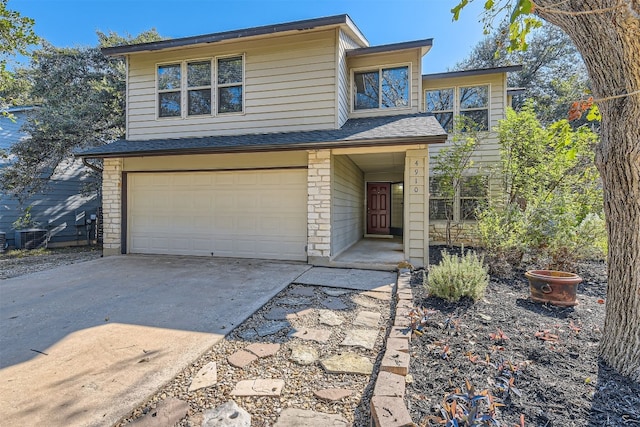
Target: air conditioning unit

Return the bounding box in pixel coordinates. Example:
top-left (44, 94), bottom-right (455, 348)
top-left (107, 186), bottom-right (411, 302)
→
top-left (14, 229), bottom-right (48, 250)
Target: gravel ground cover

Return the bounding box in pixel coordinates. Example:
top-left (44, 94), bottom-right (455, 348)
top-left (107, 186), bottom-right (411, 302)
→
top-left (406, 247), bottom-right (640, 426)
top-left (115, 283), bottom-right (393, 426)
top-left (0, 246), bottom-right (102, 279)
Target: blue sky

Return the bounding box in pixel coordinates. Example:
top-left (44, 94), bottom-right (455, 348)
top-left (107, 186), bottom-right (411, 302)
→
top-left (9, 0), bottom-right (488, 73)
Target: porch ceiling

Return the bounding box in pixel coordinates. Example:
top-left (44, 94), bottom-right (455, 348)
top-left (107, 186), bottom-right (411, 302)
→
top-left (346, 152), bottom-right (406, 174)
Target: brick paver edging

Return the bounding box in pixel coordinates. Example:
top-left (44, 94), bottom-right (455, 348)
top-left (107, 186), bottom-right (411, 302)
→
top-left (370, 268), bottom-right (415, 427)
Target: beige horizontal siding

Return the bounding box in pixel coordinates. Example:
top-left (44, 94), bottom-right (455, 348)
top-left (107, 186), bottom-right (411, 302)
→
top-left (337, 29), bottom-right (363, 127)
top-left (126, 30), bottom-right (338, 140)
top-left (331, 155), bottom-right (364, 256)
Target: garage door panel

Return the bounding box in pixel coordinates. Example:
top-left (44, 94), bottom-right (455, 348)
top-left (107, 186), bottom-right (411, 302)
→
top-left (128, 170), bottom-right (307, 261)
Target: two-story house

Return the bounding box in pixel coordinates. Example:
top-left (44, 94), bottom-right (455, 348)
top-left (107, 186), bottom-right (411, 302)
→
top-left (79, 14), bottom-right (519, 268)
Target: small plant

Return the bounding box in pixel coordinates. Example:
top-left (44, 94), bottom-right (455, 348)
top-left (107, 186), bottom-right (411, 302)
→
top-left (427, 249), bottom-right (489, 302)
top-left (12, 206), bottom-right (40, 230)
top-left (436, 380), bottom-right (503, 426)
top-left (489, 328), bottom-right (510, 343)
top-left (407, 307), bottom-right (438, 336)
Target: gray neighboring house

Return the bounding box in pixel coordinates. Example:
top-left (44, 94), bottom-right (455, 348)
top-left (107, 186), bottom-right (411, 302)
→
top-left (0, 106), bottom-right (100, 249)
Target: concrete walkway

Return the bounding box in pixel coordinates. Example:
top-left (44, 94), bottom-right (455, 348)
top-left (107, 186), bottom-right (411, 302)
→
top-left (0, 255), bottom-right (310, 427)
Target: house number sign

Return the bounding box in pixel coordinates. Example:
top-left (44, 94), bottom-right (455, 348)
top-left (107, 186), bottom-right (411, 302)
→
top-left (413, 160), bottom-right (421, 192)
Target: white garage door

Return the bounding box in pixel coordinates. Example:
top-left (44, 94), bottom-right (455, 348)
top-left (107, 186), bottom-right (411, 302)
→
top-left (127, 169), bottom-right (307, 261)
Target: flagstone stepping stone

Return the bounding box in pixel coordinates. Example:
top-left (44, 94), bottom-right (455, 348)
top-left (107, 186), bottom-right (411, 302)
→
top-left (320, 296), bottom-right (349, 310)
top-left (264, 307), bottom-right (295, 320)
top-left (228, 350), bottom-right (258, 368)
top-left (202, 400), bottom-right (251, 427)
top-left (188, 361), bottom-right (217, 392)
top-left (289, 286), bottom-right (316, 296)
top-left (321, 352), bottom-right (373, 375)
top-left (279, 296), bottom-right (311, 306)
top-left (230, 379), bottom-right (284, 396)
top-left (290, 327), bottom-right (332, 343)
top-left (318, 309), bottom-right (344, 326)
top-left (351, 295), bottom-right (379, 309)
top-left (131, 398), bottom-right (188, 427)
top-left (246, 343), bottom-right (280, 358)
top-left (340, 329), bottom-right (378, 350)
top-left (313, 388), bottom-right (353, 401)
top-left (273, 408), bottom-right (348, 427)
top-left (353, 311), bottom-right (380, 328)
top-left (361, 290), bottom-right (391, 301)
top-left (322, 287), bottom-right (350, 296)
top-left (255, 321), bottom-right (289, 337)
top-left (237, 328), bottom-right (258, 340)
top-left (289, 344), bottom-right (319, 365)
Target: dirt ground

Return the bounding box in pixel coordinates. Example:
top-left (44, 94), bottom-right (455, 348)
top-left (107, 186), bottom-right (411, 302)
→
top-left (406, 247), bottom-right (640, 427)
top-left (0, 246), bottom-right (102, 279)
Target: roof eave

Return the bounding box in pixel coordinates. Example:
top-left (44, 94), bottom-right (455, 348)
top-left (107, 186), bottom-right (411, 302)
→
top-left (102, 14), bottom-right (368, 57)
top-left (78, 135), bottom-right (447, 160)
top-left (346, 39), bottom-right (433, 58)
top-left (422, 65), bottom-right (523, 80)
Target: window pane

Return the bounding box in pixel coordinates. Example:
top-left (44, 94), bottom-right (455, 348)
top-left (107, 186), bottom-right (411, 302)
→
top-left (461, 198), bottom-right (485, 220)
top-left (426, 89), bottom-right (454, 112)
top-left (218, 86), bottom-right (242, 113)
top-left (429, 176), bottom-right (449, 197)
top-left (434, 112), bottom-right (454, 132)
top-left (381, 66), bottom-right (409, 108)
top-left (187, 61), bottom-right (211, 87)
top-left (354, 71), bottom-right (379, 110)
top-left (430, 199), bottom-right (453, 220)
top-left (460, 85), bottom-right (488, 109)
top-left (218, 57), bottom-right (243, 84)
top-left (188, 89), bottom-right (211, 115)
top-left (460, 176), bottom-right (488, 197)
top-left (159, 91), bottom-right (181, 117)
top-left (460, 110), bottom-right (489, 130)
top-left (158, 64), bottom-right (181, 90)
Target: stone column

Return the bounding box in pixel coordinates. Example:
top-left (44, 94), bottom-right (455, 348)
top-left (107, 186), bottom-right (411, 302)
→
top-left (102, 158), bottom-right (123, 256)
top-left (404, 149), bottom-right (429, 267)
top-left (307, 149), bottom-right (331, 264)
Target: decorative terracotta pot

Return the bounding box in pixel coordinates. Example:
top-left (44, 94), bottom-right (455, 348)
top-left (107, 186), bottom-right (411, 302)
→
top-left (525, 270), bottom-right (583, 307)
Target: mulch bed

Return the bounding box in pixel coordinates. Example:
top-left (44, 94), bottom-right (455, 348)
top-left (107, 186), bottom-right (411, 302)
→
top-left (406, 246), bottom-right (640, 426)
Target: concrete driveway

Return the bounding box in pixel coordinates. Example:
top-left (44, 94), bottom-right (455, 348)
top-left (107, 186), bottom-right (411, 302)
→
top-left (0, 255), bottom-right (310, 427)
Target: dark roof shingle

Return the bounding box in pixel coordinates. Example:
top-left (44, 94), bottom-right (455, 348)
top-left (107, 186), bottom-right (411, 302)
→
top-left (78, 113), bottom-right (446, 158)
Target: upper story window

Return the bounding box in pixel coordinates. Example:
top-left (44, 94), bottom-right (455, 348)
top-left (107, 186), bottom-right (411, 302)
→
top-left (426, 85), bottom-right (489, 131)
top-left (157, 55), bottom-right (244, 119)
top-left (353, 65), bottom-right (409, 110)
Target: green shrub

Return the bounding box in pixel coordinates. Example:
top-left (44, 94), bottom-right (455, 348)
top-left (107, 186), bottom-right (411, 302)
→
top-left (427, 249), bottom-right (489, 302)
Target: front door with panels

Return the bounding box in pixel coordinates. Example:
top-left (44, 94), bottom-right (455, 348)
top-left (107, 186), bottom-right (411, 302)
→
top-left (366, 182), bottom-right (390, 235)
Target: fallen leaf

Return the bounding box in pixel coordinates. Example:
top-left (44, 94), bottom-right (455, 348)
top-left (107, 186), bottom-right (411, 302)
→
top-left (597, 299), bottom-right (605, 304)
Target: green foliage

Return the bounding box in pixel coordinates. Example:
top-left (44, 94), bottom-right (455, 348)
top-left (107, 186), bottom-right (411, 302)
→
top-left (11, 206), bottom-right (39, 229)
top-left (0, 29), bottom-right (163, 200)
top-left (478, 103), bottom-right (605, 273)
top-left (432, 115), bottom-right (485, 246)
top-left (427, 249), bottom-right (489, 302)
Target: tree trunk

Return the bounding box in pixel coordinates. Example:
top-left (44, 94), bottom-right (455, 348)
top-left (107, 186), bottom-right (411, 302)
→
top-left (536, 0), bottom-right (640, 381)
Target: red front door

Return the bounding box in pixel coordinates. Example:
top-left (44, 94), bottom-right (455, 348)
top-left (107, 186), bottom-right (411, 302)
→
top-left (367, 182), bottom-right (390, 235)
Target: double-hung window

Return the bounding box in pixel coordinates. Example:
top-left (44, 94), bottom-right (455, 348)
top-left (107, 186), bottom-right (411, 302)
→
top-left (426, 85), bottom-right (489, 131)
top-left (157, 55), bottom-right (244, 118)
top-left (353, 65), bottom-right (410, 110)
top-left (429, 175), bottom-right (488, 222)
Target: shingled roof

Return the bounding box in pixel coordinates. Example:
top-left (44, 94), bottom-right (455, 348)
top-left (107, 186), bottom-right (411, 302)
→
top-left (78, 113), bottom-right (446, 159)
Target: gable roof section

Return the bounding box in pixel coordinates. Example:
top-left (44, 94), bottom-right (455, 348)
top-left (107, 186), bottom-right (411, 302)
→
top-left (422, 65), bottom-right (523, 80)
top-left (78, 114), bottom-right (446, 159)
top-left (102, 14), bottom-right (368, 56)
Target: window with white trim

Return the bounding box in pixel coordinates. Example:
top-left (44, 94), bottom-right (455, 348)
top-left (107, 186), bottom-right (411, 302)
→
top-left (353, 65), bottom-right (409, 110)
top-left (157, 55), bottom-right (244, 118)
top-left (429, 175), bottom-right (488, 221)
top-left (426, 85), bottom-right (489, 131)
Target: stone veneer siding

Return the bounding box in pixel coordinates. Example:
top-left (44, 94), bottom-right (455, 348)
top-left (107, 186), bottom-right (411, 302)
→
top-left (102, 158), bottom-right (123, 256)
top-left (307, 149), bottom-right (331, 260)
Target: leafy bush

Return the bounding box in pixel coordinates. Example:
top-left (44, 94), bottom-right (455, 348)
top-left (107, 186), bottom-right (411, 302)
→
top-left (427, 249), bottom-right (489, 302)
